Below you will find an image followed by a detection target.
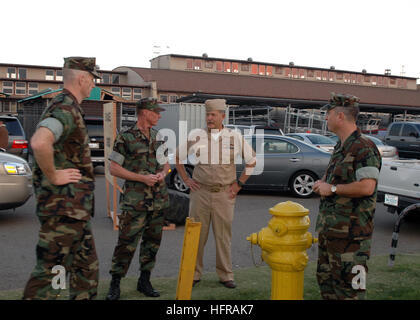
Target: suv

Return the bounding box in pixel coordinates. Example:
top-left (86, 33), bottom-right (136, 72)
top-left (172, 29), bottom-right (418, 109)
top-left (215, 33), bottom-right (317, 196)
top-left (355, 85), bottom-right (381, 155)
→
top-left (384, 122), bottom-right (420, 159)
top-left (85, 116), bottom-right (104, 167)
top-left (0, 115), bottom-right (28, 160)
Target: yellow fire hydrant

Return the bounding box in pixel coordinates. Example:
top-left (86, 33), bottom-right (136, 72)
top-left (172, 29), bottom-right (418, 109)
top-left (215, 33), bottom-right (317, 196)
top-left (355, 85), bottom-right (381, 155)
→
top-left (247, 201), bottom-right (318, 300)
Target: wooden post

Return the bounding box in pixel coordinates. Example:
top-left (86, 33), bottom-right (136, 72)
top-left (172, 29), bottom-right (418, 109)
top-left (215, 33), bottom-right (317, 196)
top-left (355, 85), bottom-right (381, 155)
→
top-left (175, 218), bottom-right (202, 300)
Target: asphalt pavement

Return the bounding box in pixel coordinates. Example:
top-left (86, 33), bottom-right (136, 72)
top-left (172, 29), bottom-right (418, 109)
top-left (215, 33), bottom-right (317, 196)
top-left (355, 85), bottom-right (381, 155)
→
top-left (1, 173), bottom-right (420, 291)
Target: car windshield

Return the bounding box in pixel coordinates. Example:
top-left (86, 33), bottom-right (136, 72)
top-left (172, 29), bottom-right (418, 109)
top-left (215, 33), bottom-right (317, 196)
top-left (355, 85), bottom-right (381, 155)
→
top-left (415, 123), bottom-right (420, 133)
top-left (2, 119), bottom-right (24, 136)
top-left (307, 135), bottom-right (334, 145)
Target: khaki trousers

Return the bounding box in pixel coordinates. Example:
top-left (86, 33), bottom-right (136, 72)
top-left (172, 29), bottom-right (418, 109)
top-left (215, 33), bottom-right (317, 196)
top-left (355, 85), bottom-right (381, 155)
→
top-left (189, 186), bottom-right (236, 282)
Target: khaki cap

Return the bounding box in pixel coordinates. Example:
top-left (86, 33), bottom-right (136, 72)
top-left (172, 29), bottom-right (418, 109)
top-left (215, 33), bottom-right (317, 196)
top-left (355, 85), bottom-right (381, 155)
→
top-left (205, 99), bottom-right (227, 112)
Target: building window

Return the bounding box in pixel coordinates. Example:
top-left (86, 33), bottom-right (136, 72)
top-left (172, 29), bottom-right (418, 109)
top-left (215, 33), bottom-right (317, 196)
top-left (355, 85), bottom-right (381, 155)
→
top-left (321, 71), bottom-right (328, 81)
top-left (160, 94), bottom-right (168, 102)
top-left (351, 74), bottom-right (357, 83)
top-left (336, 72), bottom-right (343, 80)
top-left (241, 64), bottom-right (249, 72)
top-left (111, 87), bottom-right (120, 96)
top-left (299, 69), bottom-right (305, 79)
top-left (232, 62), bottom-right (239, 73)
top-left (112, 74), bottom-right (119, 84)
top-left (363, 76), bottom-right (371, 83)
top-left (328, 72), bottom-right (335, 81)
top-left (315, 70), bottom-right (321, 80)
top-left (15, 82), bottom-right (26, 95)
top-left (133, 88), bottom-right (142, 100)
top-left (102, 74), bottom-right (110, 84)
top-left (186, 59), bottom-right (193, 69)
top-left (2, 101), bottom-right (10, 112)
top-left (377, 77), bottom-right (383, 86)
top-left (275, 66), bottom-right (283, 75)
top-left (45, 70), bottom-right (54, 80)
top-left (18, 68), bottom-right (27, 80)
top-left (170, 95), bottom-right (177, 103)
top-left (266, 66), bottom-right (273, 76)
top-left (389, 78), bottom-right (396, 86)
top-left (356, 75), bottom-right (362, 84)
top-left (7, 67), bottom-right (16, 79)
top-left (56, 70), bottom-right (63, 81)
top-left (216, 61), bottom-right (223, 72)
top-left (307, 70), bottom-right (314, 78)
top-left (285, 68), bottom-right (291, 78)
top-left (383, 77), bottom-right (388, 86)
top-left (251, 64), bottom-right (258, 75)
top-left (2, 81), bottom-right (13, 94)
top-left (205, 61), bottom-right (213, 69)
top-left (193, 60), bottom-right (202, 70)
top-left (224, 62), bottom-right (231, 73)
top-left (343, 73), bottom-right (350, 83)
top-left (122, 87), bottom-right (132, 99)
top-left (258, 65), bottom-right (265, 76)
top-left (371, 76), bottom-right (377, 85)
top-left (28, 82), bottom-right (39, 95)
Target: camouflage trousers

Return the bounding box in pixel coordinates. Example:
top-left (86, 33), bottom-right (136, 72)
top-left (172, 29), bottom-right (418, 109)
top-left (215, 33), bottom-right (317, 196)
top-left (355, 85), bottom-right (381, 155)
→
top-left (110, 209), bottom-right (164, 277)
top-left (316, 233), bottom-right (372, 300)
top-left (23, 215), bottom-right (99, 300)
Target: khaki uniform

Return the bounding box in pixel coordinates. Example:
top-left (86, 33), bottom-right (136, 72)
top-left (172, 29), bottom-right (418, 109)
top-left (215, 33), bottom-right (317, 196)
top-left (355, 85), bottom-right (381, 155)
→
top-left (177, 127), bottom-right (255, 282)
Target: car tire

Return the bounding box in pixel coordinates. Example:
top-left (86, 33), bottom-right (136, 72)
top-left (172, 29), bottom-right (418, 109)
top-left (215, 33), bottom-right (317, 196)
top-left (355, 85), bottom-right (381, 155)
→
top-left (171, 166), bottom-right (193, 194)
top-left (289, 171), bottom-right (317, 198)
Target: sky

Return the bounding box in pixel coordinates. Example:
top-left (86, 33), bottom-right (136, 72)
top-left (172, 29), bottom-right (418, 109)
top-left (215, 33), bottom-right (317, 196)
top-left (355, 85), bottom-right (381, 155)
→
top-left (2, 0), bottom-right (419, 80)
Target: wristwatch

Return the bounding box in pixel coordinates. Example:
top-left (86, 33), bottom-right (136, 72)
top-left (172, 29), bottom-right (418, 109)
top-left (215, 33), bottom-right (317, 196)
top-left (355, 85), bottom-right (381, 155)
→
top-left (331, 185), bottom-right (337, 193)
top-left (237, 179), bottom-right (245, 187)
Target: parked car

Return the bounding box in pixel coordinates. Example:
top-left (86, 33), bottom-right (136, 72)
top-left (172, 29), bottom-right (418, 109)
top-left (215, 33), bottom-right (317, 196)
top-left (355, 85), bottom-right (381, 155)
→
top-left (225, 124), bottom-right (284, 136)
top-left (384, 122), bottom-right (420, 159)
top-left (0, 149), bottom-right (33, 210)
top-left (329, 134), bottom-right (399, 159)
top-left (286, 133), bottom-right (336, 153)
top-left (166, 134), bottom-right (331, 198)
top-left (0, 115), bottom-right (28, 160)
top-left (85, 116), bottom-right (104, 167)
top-left (377, 158), bottom-right (420, 217)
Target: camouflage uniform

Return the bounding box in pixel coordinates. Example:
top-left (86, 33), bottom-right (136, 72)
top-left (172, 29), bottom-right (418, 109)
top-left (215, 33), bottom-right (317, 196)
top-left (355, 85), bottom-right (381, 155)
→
top-left (315, 95), bottom-right (382, 300)
top-left (23, 89), bottom-right (99, 300)
top-left (108, 123), bottom-right (169, 277)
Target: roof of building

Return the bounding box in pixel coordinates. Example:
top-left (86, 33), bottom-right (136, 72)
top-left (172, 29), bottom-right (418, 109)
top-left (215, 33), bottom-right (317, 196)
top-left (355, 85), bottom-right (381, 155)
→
top-left (128, 67), bottom-right (420, 110)
top-left (151, 54), bottom-right (417, 79)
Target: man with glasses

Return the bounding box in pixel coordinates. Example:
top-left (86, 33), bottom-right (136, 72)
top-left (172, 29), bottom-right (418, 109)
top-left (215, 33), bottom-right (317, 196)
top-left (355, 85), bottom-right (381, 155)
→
top-left (106, 98), bottom-right (170, 300)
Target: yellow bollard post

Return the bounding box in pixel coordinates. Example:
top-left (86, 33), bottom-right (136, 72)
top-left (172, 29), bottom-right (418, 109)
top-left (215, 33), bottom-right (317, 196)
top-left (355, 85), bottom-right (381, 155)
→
top-left (175, 217), bottom-right (202, 300)
top-left (247, 201), bottom-right (318, 300)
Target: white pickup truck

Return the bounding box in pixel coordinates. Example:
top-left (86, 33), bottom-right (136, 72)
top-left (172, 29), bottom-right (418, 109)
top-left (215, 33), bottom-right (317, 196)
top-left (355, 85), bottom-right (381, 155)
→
top-left (377, 159), bottom-right (420, 215)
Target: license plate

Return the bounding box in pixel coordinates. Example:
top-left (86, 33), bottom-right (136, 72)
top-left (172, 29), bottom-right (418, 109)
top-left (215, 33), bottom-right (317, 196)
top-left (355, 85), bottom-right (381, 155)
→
top-left (384, 194), bottom-right (398, 206)
top-left (89, 143), bottom-right (100, 149)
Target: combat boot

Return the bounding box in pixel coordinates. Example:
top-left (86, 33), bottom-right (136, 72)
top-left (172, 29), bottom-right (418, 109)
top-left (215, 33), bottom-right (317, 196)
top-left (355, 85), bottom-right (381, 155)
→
top-left (106, 275), bottom-right (121, 300)
top-left (137, 271), bottom-right (160, 297)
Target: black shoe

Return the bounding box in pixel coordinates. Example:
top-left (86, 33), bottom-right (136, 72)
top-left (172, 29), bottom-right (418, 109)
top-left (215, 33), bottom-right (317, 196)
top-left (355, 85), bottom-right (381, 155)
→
top-left (219, 280), bottom-right (237, 289)
top-left (137, 271), bottom-right (160, 297)
top-left (106, 275), bottom-right (121, 300)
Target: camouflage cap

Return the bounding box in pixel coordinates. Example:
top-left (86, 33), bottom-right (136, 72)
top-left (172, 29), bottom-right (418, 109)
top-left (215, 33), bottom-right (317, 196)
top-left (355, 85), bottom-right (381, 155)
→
top-left (63, 56), bottom-right (101, 79)
top-left (321, 93), bottom-right (360, 111)
top-left (136, 97), bottom-right (165, 112)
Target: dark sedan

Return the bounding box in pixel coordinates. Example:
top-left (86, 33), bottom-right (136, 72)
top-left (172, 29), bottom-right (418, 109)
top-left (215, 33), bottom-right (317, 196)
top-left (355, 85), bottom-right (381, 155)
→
top-left (167, 134), bottom-right (331, 198)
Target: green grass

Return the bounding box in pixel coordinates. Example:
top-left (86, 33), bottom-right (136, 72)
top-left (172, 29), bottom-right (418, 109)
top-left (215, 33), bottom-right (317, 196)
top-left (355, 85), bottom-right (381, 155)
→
top-left (2, 254), bottom-right (420, 300)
